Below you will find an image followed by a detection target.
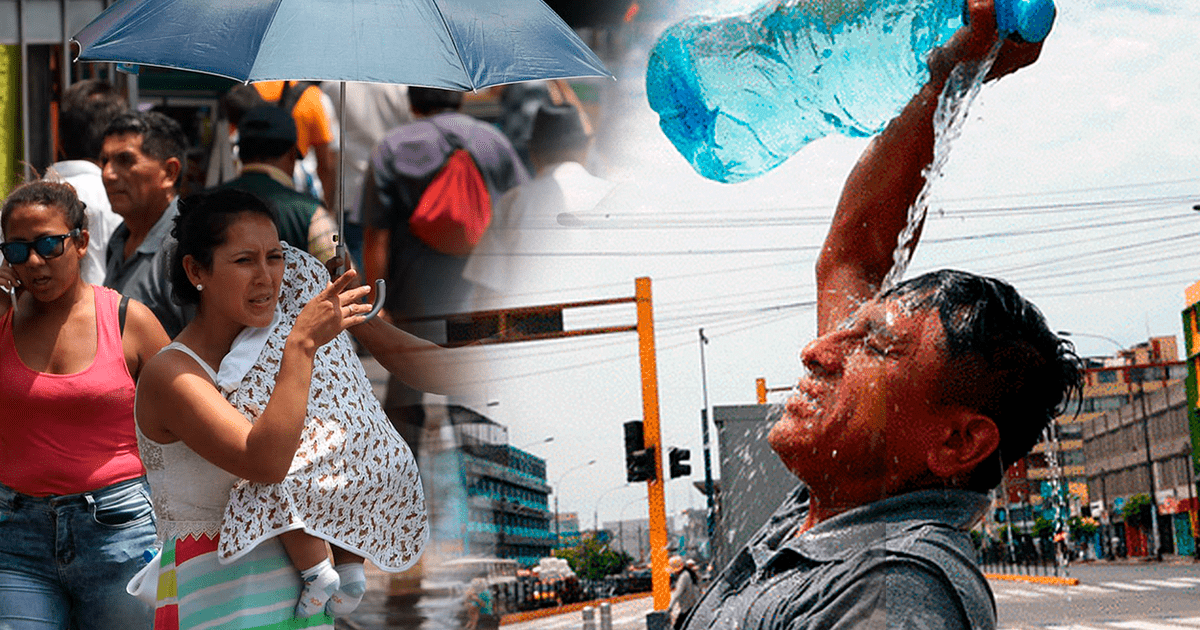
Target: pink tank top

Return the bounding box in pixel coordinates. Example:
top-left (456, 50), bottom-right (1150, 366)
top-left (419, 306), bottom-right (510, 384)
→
top-left (0, 285), bottom-right (144, 496)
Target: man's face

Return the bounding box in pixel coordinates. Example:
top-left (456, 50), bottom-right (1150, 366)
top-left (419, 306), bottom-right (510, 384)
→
top-left (768, 297), bottom-right (954, 500)
top-left (100, 132), bottom-right (176, 220)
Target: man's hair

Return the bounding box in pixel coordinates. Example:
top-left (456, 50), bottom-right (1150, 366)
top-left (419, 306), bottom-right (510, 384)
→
top-left (408, 87), bottom-right (463, 116)
top-left (170, 189), bottom-right (280, 307)
top-left (220, 84), bottom-right (268, 127)
top-left (879, 269), bottom-right (1083, 493)
top-left (59, 79), bottom-right (128, 161)
top-left (529, 103), bottom-right (591, 165)
top-left (103, 110), bottom-right (188, 187)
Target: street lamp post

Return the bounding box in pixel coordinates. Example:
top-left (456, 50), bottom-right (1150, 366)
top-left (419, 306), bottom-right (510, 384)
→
top-left (698, 329), bottom-right (716, 540)
top-left (553, 459), bottom-right (596, 549)
top-left (1058, 330), bottom-right (1162, 560)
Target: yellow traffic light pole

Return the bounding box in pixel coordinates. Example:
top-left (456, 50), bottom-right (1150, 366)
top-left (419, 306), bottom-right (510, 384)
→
top-left (636, 277), bottom-right (671, 610)
top-left (414, 276), bottom-right (673, 609)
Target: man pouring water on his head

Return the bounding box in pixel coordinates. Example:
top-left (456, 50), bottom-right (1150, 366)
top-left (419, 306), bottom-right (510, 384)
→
top-left (678, 1), bottom-right (1082, 628)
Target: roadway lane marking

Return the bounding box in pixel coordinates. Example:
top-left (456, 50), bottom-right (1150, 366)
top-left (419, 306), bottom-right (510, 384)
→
top-left (1070, 584), bottom-right (1116, 594)
top-left (1045, 625), bottom-right (1108, 630)
top-left (1109, 621), bottom-right (1200, 630)
top-left (997, 587), bottom-right (1047, 598)
top-left (1165, 577), bottom-right (1200, 584)
top-left (1100, 581), bottom-right (1157, 591)
top-left (1136, 579), bottom-right (1196, 589)
top-left (1169, 618), bottom-right (1200, 625)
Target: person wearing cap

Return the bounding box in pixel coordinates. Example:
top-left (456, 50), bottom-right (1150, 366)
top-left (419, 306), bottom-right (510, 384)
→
top-left (214, 106), bottom-right (339, 264)
top-left (462, 102), bottom-right (614, 308)
top-left (667, 555), bottom-right (701, 630)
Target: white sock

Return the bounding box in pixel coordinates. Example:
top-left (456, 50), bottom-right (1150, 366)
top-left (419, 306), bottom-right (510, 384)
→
top-left (296, 559), bottom-right (339, 618)
top-left (326, 563), bottom-right (368, 615)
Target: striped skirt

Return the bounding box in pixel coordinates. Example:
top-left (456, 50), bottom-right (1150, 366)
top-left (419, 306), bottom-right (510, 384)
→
top-left (153, 534), bottom-right (333, 630)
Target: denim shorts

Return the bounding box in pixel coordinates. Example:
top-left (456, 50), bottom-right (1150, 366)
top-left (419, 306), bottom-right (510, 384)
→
top-left (0, 476), bottom-right (157, 630)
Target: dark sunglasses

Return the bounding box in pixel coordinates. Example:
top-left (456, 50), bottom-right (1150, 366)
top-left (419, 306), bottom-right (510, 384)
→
top-left (0, 229), bottom-right (81, 265)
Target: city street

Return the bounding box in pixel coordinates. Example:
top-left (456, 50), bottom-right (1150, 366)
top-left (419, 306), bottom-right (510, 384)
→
top-left (995, 562), bottom-right (1200, 629)
top-left (494, 562), bottom-right (1200, 630)
top-left (505, 597), bottom-right (655, 630)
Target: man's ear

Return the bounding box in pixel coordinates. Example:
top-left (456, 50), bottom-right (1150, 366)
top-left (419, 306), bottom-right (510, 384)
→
top-left (163, 157), bottom-right (183, 189)
top-left (926, 411), bottom-right (1000, 481)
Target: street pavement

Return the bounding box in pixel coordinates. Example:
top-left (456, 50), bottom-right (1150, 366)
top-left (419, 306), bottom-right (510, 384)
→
top-left (495, 565), bottom-right (1200, 630)
top-left (995, 562), bottom-right (1200, 630)
top-left (503, 597), bottom-right (656, 630)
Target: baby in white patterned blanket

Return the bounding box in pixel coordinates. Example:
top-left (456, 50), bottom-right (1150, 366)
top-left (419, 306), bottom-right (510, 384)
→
top-left (216, 244), bottom-right (456, 617)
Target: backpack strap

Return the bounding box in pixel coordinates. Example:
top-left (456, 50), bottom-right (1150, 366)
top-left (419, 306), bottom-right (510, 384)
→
top-left (119, 295), bottom-right (130, 335)
top-left (278, 80), bottom-right (315, 113)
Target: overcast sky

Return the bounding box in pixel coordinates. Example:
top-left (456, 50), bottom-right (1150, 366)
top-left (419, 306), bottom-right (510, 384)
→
top-left (450, 0), bottom-right (1200, 527)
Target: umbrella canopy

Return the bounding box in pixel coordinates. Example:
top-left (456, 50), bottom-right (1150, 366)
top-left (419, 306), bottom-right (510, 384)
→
top-left (72, 0), bottom-right (611, 90)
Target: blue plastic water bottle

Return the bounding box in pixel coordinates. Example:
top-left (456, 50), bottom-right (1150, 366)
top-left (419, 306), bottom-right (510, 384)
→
top-left (646, 0), bottom-right (1055, 184)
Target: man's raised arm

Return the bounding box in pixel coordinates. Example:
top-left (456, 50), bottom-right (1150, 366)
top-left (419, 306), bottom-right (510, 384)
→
top-left (815, 0), bottom-right (1043, 334)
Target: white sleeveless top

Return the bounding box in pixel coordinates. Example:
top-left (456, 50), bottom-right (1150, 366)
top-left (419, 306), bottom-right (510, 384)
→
top-left (135, 342), bottom-right (240, 542)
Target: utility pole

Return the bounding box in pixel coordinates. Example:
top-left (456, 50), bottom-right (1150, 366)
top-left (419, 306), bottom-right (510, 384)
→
top-left (1133, 371), bottom-right (1163, 560)
top-left (698, 329), bottom-right (716, 542)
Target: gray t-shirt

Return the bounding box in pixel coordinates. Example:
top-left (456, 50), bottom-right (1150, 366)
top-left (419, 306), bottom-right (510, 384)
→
top-left (681, 486), bottom-right (994, 630)
top-left (104, 197), bottom-right (194, 338)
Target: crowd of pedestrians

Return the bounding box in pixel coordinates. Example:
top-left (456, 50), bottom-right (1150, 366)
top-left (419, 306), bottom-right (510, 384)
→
top-left (0, 73), bottom-right (559, 628)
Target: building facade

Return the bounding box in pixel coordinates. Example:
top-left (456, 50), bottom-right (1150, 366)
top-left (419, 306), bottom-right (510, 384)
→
top-left (1016, 337), bottom-right (1183, 523)
top-left (444, 406), bottom-right (555, 567)
top-left (1083, 377), bottom-right (1197, 557)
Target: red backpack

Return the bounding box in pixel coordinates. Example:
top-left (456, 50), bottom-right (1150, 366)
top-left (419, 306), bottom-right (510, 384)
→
top-left (408, 124), bottom-right (492, 256)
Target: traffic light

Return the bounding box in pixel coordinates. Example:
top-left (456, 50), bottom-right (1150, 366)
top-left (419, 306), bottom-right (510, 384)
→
top-left (668, 447), bottom-right (691, 479)
top-left (624, 420), bottom-right (656, 482)
top-left (994, 508), bottom-right (1006, 523)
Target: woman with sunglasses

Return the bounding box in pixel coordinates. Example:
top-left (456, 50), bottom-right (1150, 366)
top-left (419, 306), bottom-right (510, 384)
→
top-left (0, 179), bottom-right (170, 630)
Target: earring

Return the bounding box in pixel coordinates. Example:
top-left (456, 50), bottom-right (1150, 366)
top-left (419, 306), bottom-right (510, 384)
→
top-left (196, 284), bottom-right (204, 291)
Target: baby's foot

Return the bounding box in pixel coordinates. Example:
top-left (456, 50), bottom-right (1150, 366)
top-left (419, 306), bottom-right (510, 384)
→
top-left (326, 563), bottom-right (368, 615)
top-left (296, 559), bottom-right (339, 618)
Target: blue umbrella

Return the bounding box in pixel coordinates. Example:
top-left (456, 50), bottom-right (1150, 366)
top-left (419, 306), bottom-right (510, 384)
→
top-left (72, 0), bottom-right (611, 317)
top-left (71, 0), bottom-right (611, 89)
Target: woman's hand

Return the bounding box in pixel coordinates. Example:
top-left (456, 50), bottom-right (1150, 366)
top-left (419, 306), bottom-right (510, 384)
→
top-left (289, 269), bottom-right (374, 352)
top-left (0, 262), bottom-right (21, 314)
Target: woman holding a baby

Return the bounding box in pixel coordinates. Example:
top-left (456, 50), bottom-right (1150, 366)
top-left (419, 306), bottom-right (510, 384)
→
top-left (135, 188), bottom-right (433, 628)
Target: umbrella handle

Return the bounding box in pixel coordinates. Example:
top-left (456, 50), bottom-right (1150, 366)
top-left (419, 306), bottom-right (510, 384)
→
top-left (363, 279), bottom-right (386, 322)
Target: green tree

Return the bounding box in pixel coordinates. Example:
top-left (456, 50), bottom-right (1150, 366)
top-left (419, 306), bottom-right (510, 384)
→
top-left (553, 536), bottom-right (633, 580)
top-left (1123, 493), bottom-right (1152, 530)
top-left (1033, 516), bottom-right (1054, 540)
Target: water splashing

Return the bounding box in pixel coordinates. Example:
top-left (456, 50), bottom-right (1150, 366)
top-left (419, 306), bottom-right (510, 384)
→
top-left (880, 40), bottom-right (1003, 292)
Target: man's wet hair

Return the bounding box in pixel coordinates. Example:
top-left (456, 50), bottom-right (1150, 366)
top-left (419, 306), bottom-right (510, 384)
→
top-left (408, 87), bottom-right (463, 116)
top-left (103, 111), bottom-right (189, 187)
top-left (59, 79), bottom-right (128, 161)
top-left (879, 269), bottom-right (1083, 492)
top-left (169, 189), bottom-right (280, 307)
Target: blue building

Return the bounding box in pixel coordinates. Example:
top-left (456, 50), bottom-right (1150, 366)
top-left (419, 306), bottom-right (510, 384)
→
top-left (446, 406), bottom-right (554, 567)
